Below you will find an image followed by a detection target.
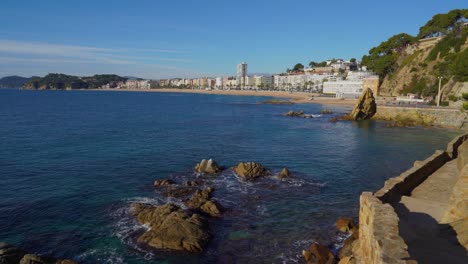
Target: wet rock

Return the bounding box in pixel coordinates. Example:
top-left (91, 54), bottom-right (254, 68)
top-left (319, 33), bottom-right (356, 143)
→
top-left (233, 162), bottom-right (269, 181)
top-left (0, 242), bottom-right (26, 264)
top-left (184, 180), bottom-right (201, 187)
top-left (338, 256), bottom-right (355, 264)
top-left (304, 243), bottom-right (335, 264)
top-left (329, 117), bottom-right (338, 123)
top-left (285, 110), bottom-right (304, 117)
top-left (0, 243), bottom-right (78, 264)
top-left (339, 235), bottom-right (357, 259)
top-left (350, 88), bottom-right (376, 120)
top-left (277, 168), bottom-right (290, 179)
top-left (154, 179), bottom-right (175, 187)
top-left (336, 217), bottom-right (355, 233)
top-left (186, 187), bottom-right (223, 217)
top-left (131, 203), bottom-right (211, 253)
top-left (320, 109), bottom-right (334, 115)
top-left (194, 159), bottom-right (222, 174)
top-left (163, 186), bottom-right (196, 198)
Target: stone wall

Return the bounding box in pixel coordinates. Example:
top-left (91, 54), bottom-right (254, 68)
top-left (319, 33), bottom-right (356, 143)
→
top-left (351, 133), bottom-right (468, 263)
top-left (356, 193), bottom-right (411, 264)
top-left (373, 106), bottom-right (468, 129)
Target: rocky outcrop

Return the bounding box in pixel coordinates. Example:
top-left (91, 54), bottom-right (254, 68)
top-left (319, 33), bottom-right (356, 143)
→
top-left (0, 242), bottom-right (78, 264)
top-left (194, 159), bottom-right (222, 174)
top-left (233, 162), bottom-right (269, 181)
top-left (350, 89), bottom-right (376, 121)
top-left (131, 203), bottom-right (211, 253)
top-left (303, 243), bottom-right (335, 264)
top-left (277, 168), bottom-right (290, 179)
top-left (185, 187), bottom-right (223, 217)
top-left (285, 110), bottom-right (305, 117)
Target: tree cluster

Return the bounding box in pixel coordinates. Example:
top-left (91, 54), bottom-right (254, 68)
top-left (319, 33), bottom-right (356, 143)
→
top-left (25, 74), bottom-right (127, 89)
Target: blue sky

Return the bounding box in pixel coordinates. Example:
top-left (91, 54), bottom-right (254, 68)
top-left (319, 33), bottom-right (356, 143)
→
top-left (0, 0), bottom-right (464, 79)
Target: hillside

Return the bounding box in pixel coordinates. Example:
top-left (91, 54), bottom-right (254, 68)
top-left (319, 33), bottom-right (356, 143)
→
top-left (362, 9), bottom-right (468, 100)
top-left (23, 73), bottom-right (127, 90)
top-left (0, 76), bottom-right (32, 88)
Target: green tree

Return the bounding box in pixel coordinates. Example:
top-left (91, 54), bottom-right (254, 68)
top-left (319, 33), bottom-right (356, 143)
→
top-left (418, 9), bottom-right (468, 39)
top-left (293, 63), bottom-right (305, 72)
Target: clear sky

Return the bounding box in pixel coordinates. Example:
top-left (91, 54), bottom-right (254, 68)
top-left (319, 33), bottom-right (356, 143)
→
top-left (0, 0), bottom-right (464, 79)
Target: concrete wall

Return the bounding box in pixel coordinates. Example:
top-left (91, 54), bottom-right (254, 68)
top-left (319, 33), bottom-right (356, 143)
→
top-left (374, 106), bottom-right (468, 129)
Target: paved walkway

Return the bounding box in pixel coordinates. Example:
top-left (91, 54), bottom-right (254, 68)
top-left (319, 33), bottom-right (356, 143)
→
top-left (393, 160), bottom-right (468, 263)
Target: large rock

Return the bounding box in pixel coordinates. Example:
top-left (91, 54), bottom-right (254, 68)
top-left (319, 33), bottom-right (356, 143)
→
top-left (304, 243), bottom-right (335, 264)
top-left (350, 88), bottom-right (376, 120)
top-left (233, 162), bottom-right (269, 181)
top-left (154, 179), bottom-right (175, 187)
top-left (131, 203), bottom-right (211, 253)
top-left (194, 159), bottom-right (222, 174)
top-left (285, 110), bottom-right (305, 117)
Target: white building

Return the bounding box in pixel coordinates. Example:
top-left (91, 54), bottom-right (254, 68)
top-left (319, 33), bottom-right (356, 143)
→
top-left (215, 77), bottom-right (223, 89)
top-left (126, 80), bottom-right (150, 89)
top-left (237, 62), bottom-right (247, 87)
top-left (346, 71), bottom-right (374, 80)
top-left (253, 75), bottom-right (273, 89)
top-left (323, 80), bottom-right (363, 97)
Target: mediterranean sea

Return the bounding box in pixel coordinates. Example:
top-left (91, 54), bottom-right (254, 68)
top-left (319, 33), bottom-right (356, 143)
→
top-left (0, 88), bottom-right (458, 263)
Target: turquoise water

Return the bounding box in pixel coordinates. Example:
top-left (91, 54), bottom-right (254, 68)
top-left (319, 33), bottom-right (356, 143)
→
top-left (0, 89), bottom-right (458, 263)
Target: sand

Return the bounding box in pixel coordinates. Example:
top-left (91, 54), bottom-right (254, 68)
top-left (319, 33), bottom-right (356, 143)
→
top-left (91, 88), bottom-right (357, 106)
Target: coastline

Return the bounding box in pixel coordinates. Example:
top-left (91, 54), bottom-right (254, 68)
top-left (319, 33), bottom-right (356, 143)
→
top-left (88, 88), bottom-right (357, 106)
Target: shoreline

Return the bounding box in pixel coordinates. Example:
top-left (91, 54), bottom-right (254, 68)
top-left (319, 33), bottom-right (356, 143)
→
top-left (88, 88), bottom-right (358, 106)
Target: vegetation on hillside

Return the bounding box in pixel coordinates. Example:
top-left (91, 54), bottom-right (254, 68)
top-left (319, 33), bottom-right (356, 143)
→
top-left (24, 73), bottom-right (127, 90)
top-left (0, 76), bottom-right (33, 88)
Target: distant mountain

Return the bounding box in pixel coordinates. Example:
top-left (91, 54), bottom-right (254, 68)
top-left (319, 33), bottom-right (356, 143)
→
top-left (124, 76), bottom-right (144, 80)
top-left (0, 76), bottom-right (32, 88)
top-left (22, 73), bottom-right (127, 90)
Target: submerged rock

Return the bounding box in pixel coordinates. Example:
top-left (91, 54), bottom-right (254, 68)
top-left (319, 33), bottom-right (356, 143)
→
top-left (233, 162), bottom-right (269, 181)
top-left (0, 242), bottom-right (26, 264)
top-left (277, 168), bottom-right (291, 179)
top-left (163, 186), bottom-right (197, 198)
top-left (350, 88), bottom-right (376, 120)
top-left (194, 159), bottom-right (222, 174)
top-left (131, 203), bottom-right (211, 253)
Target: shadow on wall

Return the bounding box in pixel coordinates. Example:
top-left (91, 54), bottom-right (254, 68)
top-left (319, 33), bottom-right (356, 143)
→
top-left (393, 202), bottom-right (467, 264)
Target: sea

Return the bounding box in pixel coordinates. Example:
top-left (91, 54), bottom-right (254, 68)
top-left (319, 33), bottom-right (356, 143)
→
top-left (0, 88), bottom-right (458, 263)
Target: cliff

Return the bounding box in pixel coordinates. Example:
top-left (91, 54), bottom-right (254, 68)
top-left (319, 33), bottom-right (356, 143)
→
top-left (0, 76), bottom-right (32, 88)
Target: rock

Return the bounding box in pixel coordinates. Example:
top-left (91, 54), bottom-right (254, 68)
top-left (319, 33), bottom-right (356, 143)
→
top-left (303, 250), bottom-right (313, 262)
top-left (277, 168), bottom-right (290, 179)
top-left (350, 88), bottom-right (376, 120)
top-left (200, 200), bottom-right (223, 217)
top-left (184, 180), bottom-right (201, 187)
top-left (163, 186), bottom-right (196, 198)
top-left (186, 188), bottom-right (214, 209)
top-left (131, 203), bottom-right (211, 253)
top-left (338, 256), bottom-right (355, 264)
top-left (307, 243), bottom-right (335, 264)
top-left (233, 162), bottom-right (269, 181)
top-left (186, 188), bottom-right (223, 217)
top-left (285, 110), bottom-right (304, 117)
top-left (320, 109), bottom-right (334, 115)
top-left (154, 179), bottom-right (175, 187)
top-left (0, 242), bottom-right (26, 264)
top-left (194, 159), bottom-right (222, 174)
top-left (329, 117), bottom-right (338, 123)
top-left (336, 217), bottom-right (355, 233)
top-left (350, 226), bottom-right (359, 240)
top-left (339, 235), bottom-right (357, 259)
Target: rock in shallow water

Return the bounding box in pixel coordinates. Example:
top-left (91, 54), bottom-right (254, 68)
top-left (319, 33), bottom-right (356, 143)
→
top-left (277, 168), bottom-right (290, 179)
top-left (233, 162), bottom-right (269, 181)
top-left (131, 203), bottom-right (211, 253)
top-left (350, 88), bottom-right (376, 120)
top-left (0, 242), bottom-right (78, 264)
top-left (186, 187), bottom-right (223, 217)
top-left (154, 179), bottom-right (175, 187)
top-left (194, 159), bottom-right (222, 174)
top-left (336, 217), bottom-right (355, 233)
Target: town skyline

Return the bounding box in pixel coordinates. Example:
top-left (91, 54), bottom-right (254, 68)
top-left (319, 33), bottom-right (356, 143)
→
top-left (0, 0), bottom-right (462, 79)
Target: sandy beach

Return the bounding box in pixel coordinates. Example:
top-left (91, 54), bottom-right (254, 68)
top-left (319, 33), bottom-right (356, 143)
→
top-left (92, 88), bottom-right (357, 106)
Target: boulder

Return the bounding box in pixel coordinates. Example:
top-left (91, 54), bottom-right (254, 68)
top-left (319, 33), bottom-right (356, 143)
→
top-left (339, 235), bottom-right (357, 259)
top-left (154, 179), bottom-right (175, 187)
top-left (336, 217), bottom-right (355, 233)
top-left (305, 243), bottom-right (335, 264)
top-left (233, 162), bottom-right (269, 181)
top-left (194, 159), bottom-right (222, 174)
top-left (349, 88), bottom-right (376, 120)
top-left (277, 168), bottom-right (291, 179)
top-left (163, 186), bottom-right (196, 198)
top-left (184, 180), bottom-right (201, 187)
top-left (200, 200), bottom-right (223, 217)
top-left (131, 203), bottom-right (211, 253)
top-left (19, 254), bottom-right (78, 264)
